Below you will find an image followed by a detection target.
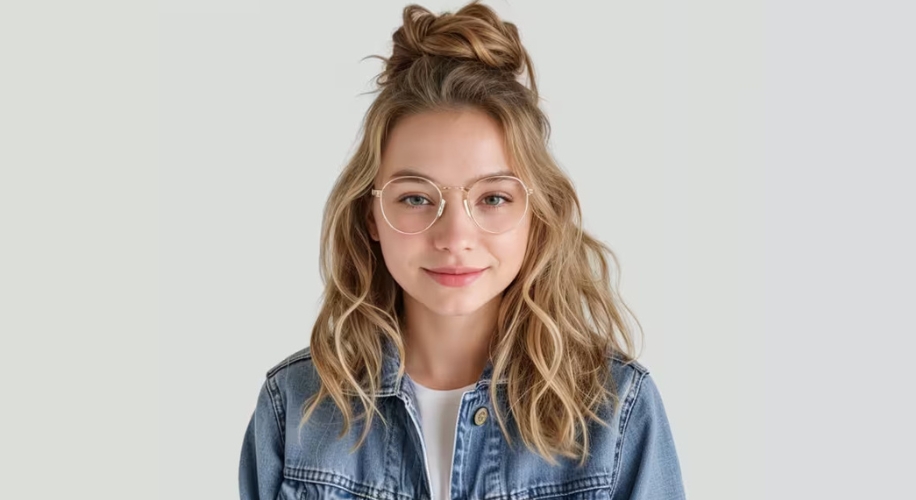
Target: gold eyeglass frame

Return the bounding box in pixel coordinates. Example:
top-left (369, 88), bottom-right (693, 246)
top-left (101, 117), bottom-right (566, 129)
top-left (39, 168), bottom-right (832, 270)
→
top-left (370, 175), bottom-right (535, 235)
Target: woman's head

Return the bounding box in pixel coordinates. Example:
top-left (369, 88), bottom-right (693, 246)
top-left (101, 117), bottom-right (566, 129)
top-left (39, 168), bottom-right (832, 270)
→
top-left (359, 0), bottom-right (550, 321)
top-left (305, 0), bottom-right (641, 466)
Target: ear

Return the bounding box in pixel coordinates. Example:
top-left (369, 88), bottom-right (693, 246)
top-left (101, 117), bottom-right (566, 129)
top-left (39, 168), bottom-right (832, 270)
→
top-left (366, 208), bottom-right (380, 242)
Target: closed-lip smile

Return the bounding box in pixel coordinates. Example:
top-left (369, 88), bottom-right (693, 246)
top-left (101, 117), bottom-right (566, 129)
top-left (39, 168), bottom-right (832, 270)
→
top-left (424, 266), bottom-right (486, 275)
top-left (423, 266), bottom-right (488, 287)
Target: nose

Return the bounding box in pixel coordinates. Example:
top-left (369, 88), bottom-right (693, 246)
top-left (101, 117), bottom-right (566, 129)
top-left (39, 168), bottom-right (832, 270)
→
top-left (430, 189), bottom-right (477, 251)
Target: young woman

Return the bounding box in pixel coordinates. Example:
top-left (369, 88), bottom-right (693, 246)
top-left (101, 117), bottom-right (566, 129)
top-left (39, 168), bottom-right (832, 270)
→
top-left (239, 2), bottom-right (685, 499)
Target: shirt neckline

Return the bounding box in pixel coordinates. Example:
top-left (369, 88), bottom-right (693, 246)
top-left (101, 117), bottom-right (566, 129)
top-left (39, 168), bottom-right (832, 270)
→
top-left (411, 379), bottom-right (477, 395)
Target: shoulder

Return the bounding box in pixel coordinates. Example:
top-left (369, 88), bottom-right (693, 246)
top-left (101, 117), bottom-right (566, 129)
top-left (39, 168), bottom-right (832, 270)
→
top-left (606, 353), bottom-right (671, 418)
top-left (259, 345), bottom-right (321, 410)
top-left (607, 352), bottom-right (650, 397)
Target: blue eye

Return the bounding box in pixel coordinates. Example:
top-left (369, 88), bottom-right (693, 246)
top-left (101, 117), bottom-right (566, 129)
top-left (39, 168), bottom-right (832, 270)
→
top-left (481, 194), bottom-right (510, 207)
top-left (401, 195), bottom-right (432, 206)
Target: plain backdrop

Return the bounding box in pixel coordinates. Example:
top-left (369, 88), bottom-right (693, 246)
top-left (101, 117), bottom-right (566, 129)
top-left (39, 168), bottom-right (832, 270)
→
top-left (1, 0), bottom-right (914, 498)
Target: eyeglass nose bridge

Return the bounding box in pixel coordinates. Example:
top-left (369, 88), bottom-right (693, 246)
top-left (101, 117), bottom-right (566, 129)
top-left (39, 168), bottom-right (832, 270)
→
top-left (436, 186), bottom-right (474, 223)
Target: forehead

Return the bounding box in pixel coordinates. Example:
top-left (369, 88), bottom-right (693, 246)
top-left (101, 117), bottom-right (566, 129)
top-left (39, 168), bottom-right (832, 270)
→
top-left (379, 108), bottom-right (514, 185)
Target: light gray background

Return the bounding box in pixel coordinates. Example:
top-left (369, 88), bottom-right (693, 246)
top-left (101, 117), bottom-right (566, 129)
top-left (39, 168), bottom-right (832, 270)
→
top-left (1, 0), bottom-right (913, 498)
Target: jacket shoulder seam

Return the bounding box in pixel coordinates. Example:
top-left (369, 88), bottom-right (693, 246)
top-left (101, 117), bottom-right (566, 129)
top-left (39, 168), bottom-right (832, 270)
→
top-left (266, 346), bottom-right (313, 379)
top-left (609, 355), bottom-right (650, 376)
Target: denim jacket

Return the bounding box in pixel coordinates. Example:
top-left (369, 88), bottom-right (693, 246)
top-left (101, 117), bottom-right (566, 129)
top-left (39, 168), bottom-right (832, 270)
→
top-left (239, 337), bottom-right (685, 500)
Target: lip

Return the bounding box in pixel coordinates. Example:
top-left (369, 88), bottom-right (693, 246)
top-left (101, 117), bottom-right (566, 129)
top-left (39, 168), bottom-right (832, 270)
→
top-left (423, 267), bottom-right (487, 287)
top-left (426, 266), bottom-right (487, 274)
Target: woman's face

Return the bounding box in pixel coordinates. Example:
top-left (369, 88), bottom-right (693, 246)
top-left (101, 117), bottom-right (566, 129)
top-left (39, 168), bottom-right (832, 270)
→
top-left (367, 108), bottom-right (532, 317)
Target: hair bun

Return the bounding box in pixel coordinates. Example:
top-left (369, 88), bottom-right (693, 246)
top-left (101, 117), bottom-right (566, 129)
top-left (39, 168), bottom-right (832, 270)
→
top-left (384, 2), bottom-right (529, 80)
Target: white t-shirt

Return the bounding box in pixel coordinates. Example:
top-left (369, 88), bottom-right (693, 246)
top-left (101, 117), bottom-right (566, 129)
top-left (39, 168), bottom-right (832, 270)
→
top-left (411, 379), bottom-right (477, 500)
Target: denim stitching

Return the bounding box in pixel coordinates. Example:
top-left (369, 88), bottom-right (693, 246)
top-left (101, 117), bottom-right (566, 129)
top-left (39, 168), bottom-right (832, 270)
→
top-left (501, 474), bottom-right (611, 500)
top-left (607, 367), bottom-right (646, 498)
top-left (382, 397), bottom-right (398, 500)
top-left (610, 356), bottom-right (648, 376)
top-left (284, 466), bottom-right (414, 500)
top-left (266, 375), bottom-right (286, 443)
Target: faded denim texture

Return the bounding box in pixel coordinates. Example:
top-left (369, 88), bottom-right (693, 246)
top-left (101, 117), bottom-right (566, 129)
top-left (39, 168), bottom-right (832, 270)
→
top-left (239, 336), bottom-right (685, 500)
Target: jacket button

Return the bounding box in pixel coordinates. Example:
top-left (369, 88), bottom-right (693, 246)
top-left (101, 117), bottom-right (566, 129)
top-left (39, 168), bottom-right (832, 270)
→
top-left (473, 407), bottom-right (488, 426)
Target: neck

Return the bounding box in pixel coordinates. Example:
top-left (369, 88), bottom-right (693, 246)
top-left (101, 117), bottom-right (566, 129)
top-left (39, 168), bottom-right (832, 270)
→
top-left (401, 293), bottom-right (500, 390)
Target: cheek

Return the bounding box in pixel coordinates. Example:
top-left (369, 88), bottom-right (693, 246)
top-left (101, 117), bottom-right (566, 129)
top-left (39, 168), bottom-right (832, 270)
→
top-left (494, 229), bottom-right (531, 270)
top-left (377, 231), bottom-right (420, 273)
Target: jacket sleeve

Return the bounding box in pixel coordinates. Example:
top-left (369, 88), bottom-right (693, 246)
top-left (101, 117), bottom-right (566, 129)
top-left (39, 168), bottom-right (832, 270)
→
top-left (239, 377), bottom-right (285, 500)
top-left (610, 372), bottom-right (686, 500)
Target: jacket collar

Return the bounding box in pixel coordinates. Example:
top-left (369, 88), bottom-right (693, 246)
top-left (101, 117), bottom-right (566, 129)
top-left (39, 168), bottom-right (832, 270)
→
top-left (375, 334), bottom-right (505, 397)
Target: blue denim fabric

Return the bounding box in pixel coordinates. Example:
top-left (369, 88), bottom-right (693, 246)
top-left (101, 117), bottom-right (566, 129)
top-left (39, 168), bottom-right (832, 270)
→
top-left (239, 336), bottom-right (685, 499)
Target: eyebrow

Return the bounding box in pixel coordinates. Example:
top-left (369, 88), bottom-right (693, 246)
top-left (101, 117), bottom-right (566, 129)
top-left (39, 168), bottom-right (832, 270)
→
top-left (387, 168), bottom-right (516, 185)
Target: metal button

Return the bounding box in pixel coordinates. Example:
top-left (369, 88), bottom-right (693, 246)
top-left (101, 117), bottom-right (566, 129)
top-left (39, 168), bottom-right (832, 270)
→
top-left (473, 407), bottom-right (488, 426)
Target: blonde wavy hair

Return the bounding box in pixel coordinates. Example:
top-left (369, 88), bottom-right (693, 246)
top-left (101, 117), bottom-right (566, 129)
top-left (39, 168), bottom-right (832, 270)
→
top-left (300, 0), bottom-right (642, 467)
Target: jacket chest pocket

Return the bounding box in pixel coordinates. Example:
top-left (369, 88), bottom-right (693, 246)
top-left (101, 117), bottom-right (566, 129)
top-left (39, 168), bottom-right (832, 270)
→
top-left (293, 481), bottom-right (382, 500)
top-left (527, 489), bottom-right (610, 500)
top-left (511, 475), bottom-right (612, 500)
top-left (281, 472), bottom-right (404, 500)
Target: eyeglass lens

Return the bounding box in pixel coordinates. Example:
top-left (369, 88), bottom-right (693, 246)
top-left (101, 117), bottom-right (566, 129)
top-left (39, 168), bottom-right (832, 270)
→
top-left (380, 177), bottom-right (527, 234)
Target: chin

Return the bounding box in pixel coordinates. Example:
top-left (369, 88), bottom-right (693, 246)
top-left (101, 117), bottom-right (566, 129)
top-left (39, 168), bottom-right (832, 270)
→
top-left (419, 295), bottom-right (485, 316)
top-left (405, 286), bottom-right (492, 317)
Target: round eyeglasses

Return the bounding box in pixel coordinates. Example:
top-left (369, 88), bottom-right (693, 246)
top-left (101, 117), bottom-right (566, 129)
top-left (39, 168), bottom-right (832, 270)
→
top-left (370, 175), bottom-right (534, 235)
